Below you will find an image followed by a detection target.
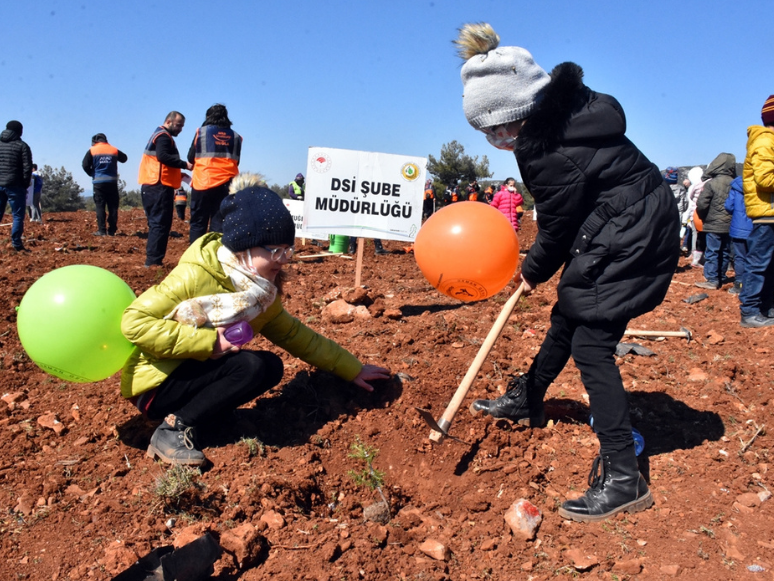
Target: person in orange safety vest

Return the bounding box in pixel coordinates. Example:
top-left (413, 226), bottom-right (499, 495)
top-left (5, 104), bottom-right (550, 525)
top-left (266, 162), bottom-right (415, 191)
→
top-left (423, 179), bottom-right (435, 220)
top-left (82, 133), bottom-right (127, 236)
top-left (138, 111), bottom-right (192, 267)
top-left (187, 104), bottom-right (242, 244)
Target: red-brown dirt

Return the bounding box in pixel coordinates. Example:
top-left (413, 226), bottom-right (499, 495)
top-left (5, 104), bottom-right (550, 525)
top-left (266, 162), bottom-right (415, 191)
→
top-left (1, 209), bottom-right (773, 580)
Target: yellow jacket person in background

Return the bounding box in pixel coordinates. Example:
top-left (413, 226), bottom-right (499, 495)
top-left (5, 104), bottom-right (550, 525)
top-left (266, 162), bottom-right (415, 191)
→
top-left (738, 95), bottom-right (774, 328)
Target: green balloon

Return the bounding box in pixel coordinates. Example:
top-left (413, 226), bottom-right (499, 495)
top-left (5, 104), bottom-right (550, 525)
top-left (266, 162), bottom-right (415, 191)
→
top-left (17, 265), bottom-right (137, 383)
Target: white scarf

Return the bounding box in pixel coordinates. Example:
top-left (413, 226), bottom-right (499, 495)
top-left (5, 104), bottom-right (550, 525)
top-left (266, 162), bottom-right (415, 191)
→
top-left (166, 245), bottom-right (277, 328)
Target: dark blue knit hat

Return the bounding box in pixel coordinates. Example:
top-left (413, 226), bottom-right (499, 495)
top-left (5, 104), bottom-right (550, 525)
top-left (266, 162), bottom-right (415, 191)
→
top-left (663, 167), bottom-right (679, 184)
top-left (220, 186), bottom-right (295, 252)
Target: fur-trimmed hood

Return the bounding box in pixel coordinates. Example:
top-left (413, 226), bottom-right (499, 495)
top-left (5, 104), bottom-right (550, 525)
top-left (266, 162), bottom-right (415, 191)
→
top-left (516, 62), bottom-right (627, 158)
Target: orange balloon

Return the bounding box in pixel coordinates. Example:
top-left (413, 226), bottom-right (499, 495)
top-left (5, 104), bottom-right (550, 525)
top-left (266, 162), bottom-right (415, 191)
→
top-left (693, 209), bottom-right (703, 232)
top-left (414, 202), bottom-right (520, 302)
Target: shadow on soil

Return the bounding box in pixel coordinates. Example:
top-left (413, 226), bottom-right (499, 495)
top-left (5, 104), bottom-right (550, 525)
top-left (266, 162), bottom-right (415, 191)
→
top-left (454, 390), bottom-right (723, 481)
top-left (116, 369), bottom-right (404, 453)
top-left (399, 303), bottom-right (466, 317)
top-left (628, 390), bottom-right (725, 454)
top-left (540, 390), bottom-right (724, 456)
top-left (459, 390), bottom-right (724, 465)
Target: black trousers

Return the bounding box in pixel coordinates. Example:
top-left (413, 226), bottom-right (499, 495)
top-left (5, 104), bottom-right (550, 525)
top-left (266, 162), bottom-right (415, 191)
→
top-left (141, 184), bottom-right (175, 265)
top-left (93, 182), bottom-right (119, 235)
top-left (189, 182), bottom-right (230, 243)
top-left (528, 304), bottom-right (633, 453)
top-left (147, 350), bottom-right (284, 426)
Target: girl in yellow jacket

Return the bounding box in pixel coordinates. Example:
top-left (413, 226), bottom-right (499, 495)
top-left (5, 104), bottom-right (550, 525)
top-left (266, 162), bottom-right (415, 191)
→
top-left (121, 173), bottom-right (391, 466)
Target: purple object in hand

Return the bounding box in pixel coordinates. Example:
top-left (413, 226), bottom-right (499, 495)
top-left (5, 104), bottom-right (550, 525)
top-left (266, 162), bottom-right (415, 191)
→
top-left (223, 321), bottom-right (254, 346)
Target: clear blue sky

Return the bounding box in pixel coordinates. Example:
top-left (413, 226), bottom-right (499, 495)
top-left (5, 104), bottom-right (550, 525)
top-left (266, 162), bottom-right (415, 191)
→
top-left (2, 1), bottom-right (773, 195)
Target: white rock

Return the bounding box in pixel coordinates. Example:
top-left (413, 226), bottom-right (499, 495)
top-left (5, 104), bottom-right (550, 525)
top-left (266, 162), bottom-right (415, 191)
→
top-left (322, 299), bottom-right (356, 323)
top-left (504, 499), bottom-right (542, 541)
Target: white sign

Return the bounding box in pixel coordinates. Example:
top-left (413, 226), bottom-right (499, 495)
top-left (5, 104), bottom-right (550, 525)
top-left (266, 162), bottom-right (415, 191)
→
top-left (282, 199), bottom-right (327, 241)
top-left (304, 146), bottom-right (427, 242)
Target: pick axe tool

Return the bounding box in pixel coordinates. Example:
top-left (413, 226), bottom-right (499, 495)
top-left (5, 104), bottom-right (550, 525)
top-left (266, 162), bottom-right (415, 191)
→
top-left (624, 326), bottom-right (692, 342)
top-left (421, 283), bottom-right (525, 444)
top-left (414, 407), bottom-right (467, 444)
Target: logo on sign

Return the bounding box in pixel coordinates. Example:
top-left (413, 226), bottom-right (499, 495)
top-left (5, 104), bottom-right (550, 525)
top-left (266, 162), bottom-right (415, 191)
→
top-left (401, 162), bottom-right (420, 182)
top-left (311, 152), bottom-right (332, 173)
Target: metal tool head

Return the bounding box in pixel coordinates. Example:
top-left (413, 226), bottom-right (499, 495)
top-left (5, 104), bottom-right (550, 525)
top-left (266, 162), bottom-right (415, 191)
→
top-left (414, 407), bottom-right (467, 444)
top-left (681, 326), bottom-right (692, 342)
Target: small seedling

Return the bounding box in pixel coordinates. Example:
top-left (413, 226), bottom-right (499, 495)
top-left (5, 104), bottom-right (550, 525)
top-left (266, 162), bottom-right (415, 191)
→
top-left (347, 436), bottom-right (389, 508)
top-left (347, 437), bottom-right (385, 490)
top-left (240, 436), bottom-right (265, 457)
top-left (152, 465), bottom-right (202, 506)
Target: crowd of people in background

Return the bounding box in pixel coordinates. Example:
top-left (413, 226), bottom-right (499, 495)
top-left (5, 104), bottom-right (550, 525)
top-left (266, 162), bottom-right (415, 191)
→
top-left (2, 91), bottom-right (773, 329)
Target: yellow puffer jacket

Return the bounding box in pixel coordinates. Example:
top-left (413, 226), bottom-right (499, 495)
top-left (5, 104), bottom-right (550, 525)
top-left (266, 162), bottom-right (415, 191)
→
top-left (743, 125), bottom-right (774, 219)
top-left (120, 233), bottom-right (362, 398)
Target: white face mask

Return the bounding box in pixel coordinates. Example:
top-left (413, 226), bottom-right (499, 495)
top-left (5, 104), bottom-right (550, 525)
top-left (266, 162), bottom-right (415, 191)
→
top-left (240, 248), bottom-right (261, 276)
top-left (484, 125), bottom-right (517, 151)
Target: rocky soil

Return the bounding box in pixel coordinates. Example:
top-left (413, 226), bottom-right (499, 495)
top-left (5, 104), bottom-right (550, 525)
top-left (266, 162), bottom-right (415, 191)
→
top-left (0, 208), bottom-right (772, 580)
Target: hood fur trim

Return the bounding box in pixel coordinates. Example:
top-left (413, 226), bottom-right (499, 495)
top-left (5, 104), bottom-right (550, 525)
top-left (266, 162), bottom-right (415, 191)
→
top-left (516, 62), bottom-right (588, 157)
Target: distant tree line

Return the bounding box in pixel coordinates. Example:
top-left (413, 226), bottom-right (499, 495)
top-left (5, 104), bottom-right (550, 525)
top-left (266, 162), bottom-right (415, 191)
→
top-left (426, 140), bottom-right (535, 208)
top-left (36, 146), bottom-right (714, 215)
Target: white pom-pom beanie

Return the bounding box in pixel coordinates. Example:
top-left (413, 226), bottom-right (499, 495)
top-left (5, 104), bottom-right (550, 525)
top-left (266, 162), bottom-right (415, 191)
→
top-left (461, 46), bottom-right (550, 130)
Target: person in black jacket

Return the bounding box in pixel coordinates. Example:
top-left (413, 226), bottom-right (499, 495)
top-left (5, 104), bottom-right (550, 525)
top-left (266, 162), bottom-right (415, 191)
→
top-left (0, 120), bottom-right (33, 251)
top-left (457, 24), bottom-right (679, 523)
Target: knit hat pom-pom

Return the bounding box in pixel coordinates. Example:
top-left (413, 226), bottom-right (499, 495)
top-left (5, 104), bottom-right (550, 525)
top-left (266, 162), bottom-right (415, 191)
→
top-left (455, 23), bottom-right (500, 60)
top-left (228, 172), bottom-right (265, 195)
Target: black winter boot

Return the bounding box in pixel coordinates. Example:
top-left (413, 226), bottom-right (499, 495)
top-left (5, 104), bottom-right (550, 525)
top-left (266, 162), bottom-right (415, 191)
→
top-left (147, 414), bottom-right (206, 466)
top-left (348, 239), bottom-right (357, 254)
top-left (374, 239), bottom-right (388, 255)
top-left (470, 374), bottom-right (545, 427)
top-left (558, 447), bottom-right (653, 522)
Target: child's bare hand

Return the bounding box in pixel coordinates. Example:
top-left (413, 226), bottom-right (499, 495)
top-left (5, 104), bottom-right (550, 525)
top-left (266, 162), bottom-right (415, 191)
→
top-left (518, 271), bottom-right (535, 294)
top-left (211, 327), bottom-right (239, 359)
top-left (352, 364), bottom-right (391, 392)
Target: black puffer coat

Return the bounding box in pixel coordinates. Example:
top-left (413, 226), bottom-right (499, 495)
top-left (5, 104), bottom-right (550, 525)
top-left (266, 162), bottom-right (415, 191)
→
top-left (696, 152), bottom-right (736, 234)
top-left (515, 63), bottom-right (680, 323)
top-left (0, 128), bottom-right (33, 188)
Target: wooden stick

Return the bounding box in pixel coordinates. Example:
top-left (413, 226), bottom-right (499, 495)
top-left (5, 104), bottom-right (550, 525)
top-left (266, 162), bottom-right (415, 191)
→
top-left (429, 283), bottom-right (525, 442)
top-left (354, 238), bottom-right (364, 287)
top-left (624, 329), bottom-right (689, 338)
top-left (741, 423), bottom-right (765, 454)
top-left (296, 252), bottom-right (353, 260)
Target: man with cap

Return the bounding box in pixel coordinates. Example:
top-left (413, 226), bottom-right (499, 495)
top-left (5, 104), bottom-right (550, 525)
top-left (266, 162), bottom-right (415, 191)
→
top-left (456, 23), bottom-right (679, 522)
top-left (82, 133), bottom-right (128, 236)
top-left (288, 173), bottom-right (305, 200)
top-left (0, 120), bottom-right (33, 251)
top-left (120, 173), bottom-right (390, 466)
top-left (738, 95), bottom-right (774, 328)
top-left (138, 111), bottom-right (193, 267)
